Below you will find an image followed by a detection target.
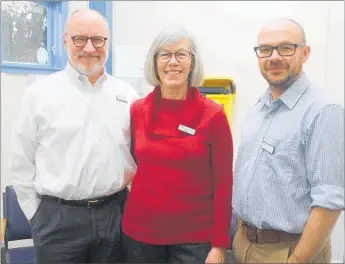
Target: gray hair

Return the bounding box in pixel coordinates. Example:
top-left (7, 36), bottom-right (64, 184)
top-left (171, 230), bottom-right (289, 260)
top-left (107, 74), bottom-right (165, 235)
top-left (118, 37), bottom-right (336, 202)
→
top-left (144, 26), bottom-right (204, 87)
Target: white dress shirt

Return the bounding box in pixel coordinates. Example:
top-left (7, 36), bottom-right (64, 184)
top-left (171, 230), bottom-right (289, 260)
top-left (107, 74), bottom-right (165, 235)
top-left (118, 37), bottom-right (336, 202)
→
top-left (10, 64), bottom-right (139, 220)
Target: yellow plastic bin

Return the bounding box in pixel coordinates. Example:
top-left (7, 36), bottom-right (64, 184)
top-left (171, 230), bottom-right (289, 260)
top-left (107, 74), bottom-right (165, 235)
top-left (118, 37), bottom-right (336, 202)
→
top-left (198, 77), bottom-right (236, 126)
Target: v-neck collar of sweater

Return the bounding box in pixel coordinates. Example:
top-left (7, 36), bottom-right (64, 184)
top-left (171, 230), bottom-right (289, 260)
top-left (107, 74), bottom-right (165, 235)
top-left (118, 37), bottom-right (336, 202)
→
top-left (143, 86), bottom-right (205, 138)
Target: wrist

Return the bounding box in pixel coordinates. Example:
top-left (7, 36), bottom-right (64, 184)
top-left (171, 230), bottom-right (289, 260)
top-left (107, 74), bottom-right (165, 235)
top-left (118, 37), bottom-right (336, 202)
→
top-left (211, 247), bottom-right (226, 254)
top-left (288, 252), bottom-right (304, 263)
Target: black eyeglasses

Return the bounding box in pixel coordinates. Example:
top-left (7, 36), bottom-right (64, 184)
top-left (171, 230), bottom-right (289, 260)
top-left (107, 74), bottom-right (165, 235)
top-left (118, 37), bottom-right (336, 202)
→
top-left (69, 35), bottom-right (108, 48)
top-left (155, 49), bottom-right (193, 63)
top-left (254, 43), bottom-right (305, 58)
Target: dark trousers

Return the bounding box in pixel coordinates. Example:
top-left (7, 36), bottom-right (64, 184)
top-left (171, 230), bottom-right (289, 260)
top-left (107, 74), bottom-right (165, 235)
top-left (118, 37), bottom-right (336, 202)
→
top-left (30, 189), bottom-right (127, 264)
top-left (122, 232), bottom-right (211, 264)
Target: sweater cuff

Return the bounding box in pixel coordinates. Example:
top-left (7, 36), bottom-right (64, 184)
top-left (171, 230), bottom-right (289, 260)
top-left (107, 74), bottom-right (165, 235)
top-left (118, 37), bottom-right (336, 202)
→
top-left (211, 233), bottom-right (231, 249)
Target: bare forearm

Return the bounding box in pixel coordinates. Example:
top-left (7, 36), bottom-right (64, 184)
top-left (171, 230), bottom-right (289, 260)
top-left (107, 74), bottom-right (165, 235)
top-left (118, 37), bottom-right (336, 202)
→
top-left (288, 207), bottom-right (341, 263)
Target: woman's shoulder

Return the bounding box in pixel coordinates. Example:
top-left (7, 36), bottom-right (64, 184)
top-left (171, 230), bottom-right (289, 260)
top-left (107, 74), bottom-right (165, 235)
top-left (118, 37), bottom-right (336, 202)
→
top-left (130, 97), bottom-right (145, 116)
top-left (192, 88), bottom-right (224, 118)
top-left (130, 91), bottom-right (153, 115)
top-left (131, 97), bottom-right (146, 108)
top-left (203, 97), bottom-right (224, 113)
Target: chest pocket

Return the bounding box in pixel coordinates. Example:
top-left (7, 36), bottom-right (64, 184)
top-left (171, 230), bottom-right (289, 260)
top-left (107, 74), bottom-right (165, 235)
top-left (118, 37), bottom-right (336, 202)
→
top-left (259, 136), bottom-right (302, 185)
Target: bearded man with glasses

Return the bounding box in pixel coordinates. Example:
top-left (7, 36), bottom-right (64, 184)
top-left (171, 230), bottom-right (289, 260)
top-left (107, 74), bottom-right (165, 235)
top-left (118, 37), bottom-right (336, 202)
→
top-left (11, 9), bottom-right (139, 263)
top-left (232, 18), bottom-right (344, 263)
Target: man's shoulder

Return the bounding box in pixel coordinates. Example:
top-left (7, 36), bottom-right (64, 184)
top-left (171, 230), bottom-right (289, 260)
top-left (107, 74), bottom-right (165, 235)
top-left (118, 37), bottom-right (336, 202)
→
top-left (304, 83), bottom-right (344, 114)
top-left (296, 83), bottom-right (344, 132)
top-left (25, 70), bottom-right (67, 96)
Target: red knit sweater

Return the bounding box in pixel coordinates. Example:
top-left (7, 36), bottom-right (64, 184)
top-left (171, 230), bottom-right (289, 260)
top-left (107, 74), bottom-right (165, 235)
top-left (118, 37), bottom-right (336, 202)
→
top-left (122, 87), bottom-right (233, 248)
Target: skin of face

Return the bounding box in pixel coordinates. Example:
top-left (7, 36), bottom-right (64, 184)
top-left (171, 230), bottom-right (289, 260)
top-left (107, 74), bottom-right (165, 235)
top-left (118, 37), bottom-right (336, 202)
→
top-left (156, 38), bottom-right (193, 91)
top-left (63, 10), bottom-right (110, 77)
top-left (257, 20), bottom-right (311, 90)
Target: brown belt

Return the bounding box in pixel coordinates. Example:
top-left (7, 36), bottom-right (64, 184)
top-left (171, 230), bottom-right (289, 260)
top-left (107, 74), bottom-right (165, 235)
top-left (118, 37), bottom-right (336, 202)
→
top-left (240, 220), bottom-right (301, 243)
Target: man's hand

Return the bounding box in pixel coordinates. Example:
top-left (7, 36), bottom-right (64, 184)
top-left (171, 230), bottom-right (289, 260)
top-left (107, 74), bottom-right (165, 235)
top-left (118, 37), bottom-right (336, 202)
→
top-left (287, 253), bottom-right (304, 263)
top-left (287, 207), bottom-right (341, 262)
top-left (205, 247), bottom-right (226, 264)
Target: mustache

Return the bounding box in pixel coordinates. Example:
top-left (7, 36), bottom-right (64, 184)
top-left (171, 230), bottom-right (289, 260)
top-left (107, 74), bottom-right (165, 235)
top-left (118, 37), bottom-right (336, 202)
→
top-left (265, 62), bottom-right (287, 69)
top-left (77, 53), bottom-right (100, 58)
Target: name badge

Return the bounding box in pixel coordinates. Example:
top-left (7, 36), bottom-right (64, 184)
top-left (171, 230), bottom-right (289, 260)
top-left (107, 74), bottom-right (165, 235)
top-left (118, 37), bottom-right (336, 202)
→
top-left (116, 95), bottom-right (128, 103)
top-left (261, 140), bottom-right (275, 154)
top-left (178, 124), bottom-right (195, 135)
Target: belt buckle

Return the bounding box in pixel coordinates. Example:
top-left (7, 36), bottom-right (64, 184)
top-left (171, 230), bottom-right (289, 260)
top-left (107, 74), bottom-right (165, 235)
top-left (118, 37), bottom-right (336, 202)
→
top-left (256, 229), bottom-right (264, 243)
top-left (87, 199), bottom-right (99, 207)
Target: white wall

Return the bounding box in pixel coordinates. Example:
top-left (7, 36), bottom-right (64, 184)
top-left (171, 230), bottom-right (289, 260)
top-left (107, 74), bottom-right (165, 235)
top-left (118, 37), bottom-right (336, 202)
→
top-left (111, 1), bottom-right (344, 262)
top-left (68, 1), bottom-right (89, 15)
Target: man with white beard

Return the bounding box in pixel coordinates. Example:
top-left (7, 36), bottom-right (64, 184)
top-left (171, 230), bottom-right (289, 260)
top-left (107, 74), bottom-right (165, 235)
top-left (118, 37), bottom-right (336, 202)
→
top-left (10, 9), bottom-right (139, 263)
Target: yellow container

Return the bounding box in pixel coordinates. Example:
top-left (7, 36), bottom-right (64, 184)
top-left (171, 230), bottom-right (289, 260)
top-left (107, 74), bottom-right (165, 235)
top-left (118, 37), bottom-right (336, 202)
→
top-left (199, 77), bottom-right (236, 126)
top-left (202, 78), bottom-right (236, 94)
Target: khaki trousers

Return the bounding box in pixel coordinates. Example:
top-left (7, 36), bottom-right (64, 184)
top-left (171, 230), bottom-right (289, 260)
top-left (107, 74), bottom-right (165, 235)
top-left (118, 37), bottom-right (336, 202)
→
top-left (232, 223), bottom-right (332, 263)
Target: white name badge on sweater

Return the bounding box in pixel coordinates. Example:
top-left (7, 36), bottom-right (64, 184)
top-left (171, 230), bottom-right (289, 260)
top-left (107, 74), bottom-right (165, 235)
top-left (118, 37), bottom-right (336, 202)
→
top-left (178, 124), bottom-right (195, 135)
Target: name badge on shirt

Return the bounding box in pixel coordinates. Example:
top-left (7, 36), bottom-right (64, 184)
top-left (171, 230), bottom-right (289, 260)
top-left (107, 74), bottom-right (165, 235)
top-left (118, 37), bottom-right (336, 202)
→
top-left (261, 140), bottom-right (275, 154)
top-left (116, 95), bottom-right (128, 103)
top-left (178, 124), bottom-right (195, 135)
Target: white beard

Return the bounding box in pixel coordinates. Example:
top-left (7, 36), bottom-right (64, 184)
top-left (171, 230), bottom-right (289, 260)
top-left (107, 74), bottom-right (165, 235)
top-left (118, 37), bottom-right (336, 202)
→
top-left (75, 62), bottom-right (102, 76)
top-left (68, 49), bottom-right (108, 76)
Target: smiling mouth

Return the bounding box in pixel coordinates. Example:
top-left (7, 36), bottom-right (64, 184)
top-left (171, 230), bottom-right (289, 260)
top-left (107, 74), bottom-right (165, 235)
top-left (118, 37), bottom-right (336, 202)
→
top-left (267, 68), bottom-right (286, 72)
top-left (165, 71), bottom-right (181, 75)
top-left (79, 56), bottom-right (99, 59)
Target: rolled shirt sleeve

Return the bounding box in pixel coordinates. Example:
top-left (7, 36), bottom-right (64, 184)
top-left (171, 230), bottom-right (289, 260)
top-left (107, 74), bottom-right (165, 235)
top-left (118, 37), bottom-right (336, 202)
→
top-left (306, 104), bottom-right (344, 210)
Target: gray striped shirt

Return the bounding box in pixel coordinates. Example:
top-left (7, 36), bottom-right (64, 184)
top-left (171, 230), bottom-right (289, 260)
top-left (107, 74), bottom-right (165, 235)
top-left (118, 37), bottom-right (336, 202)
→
top-left (233, 73), bottom-right (344, 233)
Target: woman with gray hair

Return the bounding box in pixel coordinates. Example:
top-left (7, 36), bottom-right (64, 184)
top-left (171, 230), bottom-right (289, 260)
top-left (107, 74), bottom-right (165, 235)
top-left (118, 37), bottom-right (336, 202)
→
top-left (122, 26), bottom-right (234, 264)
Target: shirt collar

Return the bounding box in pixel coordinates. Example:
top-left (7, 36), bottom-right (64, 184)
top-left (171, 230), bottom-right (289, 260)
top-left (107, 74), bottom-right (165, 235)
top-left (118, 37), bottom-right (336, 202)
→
top-left (279, 73), bottom-right (310, 109)
top-left (65, 62), bottom-right (108, 85)
top-left (258, 88), bottom-right (272, 107)
top-left (258, 73), bottom-right (310, 110)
